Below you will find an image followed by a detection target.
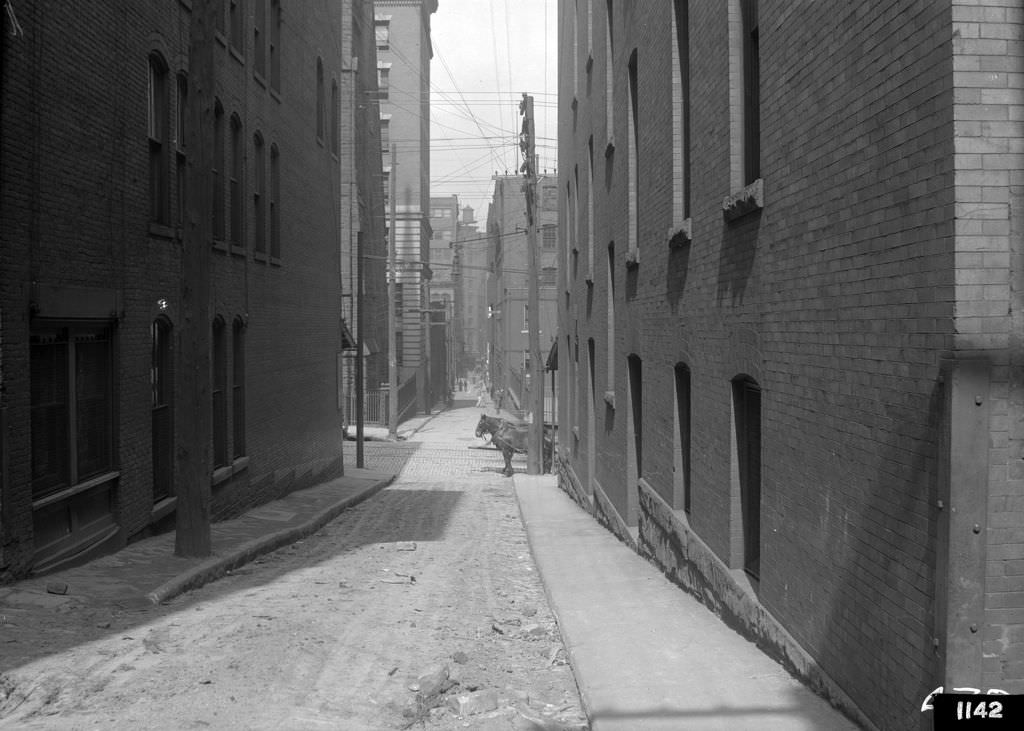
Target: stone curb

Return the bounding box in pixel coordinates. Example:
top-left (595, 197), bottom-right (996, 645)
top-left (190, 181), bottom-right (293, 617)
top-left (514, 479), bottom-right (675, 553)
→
top-left (146, 475), bottom-right (396, 604)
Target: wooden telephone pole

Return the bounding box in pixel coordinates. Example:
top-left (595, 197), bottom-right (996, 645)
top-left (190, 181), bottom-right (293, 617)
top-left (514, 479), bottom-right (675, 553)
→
top-left (175, 0), bottom-right (216, 556)
top-left (520, 94), bottom-right (544, 474)
top-left (388, 144), bottom-right (399, 437)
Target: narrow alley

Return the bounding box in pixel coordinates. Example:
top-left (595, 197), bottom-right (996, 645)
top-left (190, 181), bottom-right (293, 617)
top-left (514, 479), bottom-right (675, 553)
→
top-left (0, 401), bottom-right (587, 730)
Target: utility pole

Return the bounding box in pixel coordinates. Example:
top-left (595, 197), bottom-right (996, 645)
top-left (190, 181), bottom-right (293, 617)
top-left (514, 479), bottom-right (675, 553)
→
top-left (520, 94), bottom-right (544, 474)
top-left (388, 144), bottom-right (399, 437)
top-left (176, 0), bottom-right (216, 556)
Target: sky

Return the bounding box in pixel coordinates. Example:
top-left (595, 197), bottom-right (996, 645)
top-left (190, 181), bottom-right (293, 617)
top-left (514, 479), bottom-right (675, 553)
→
top-left (429, 0), bottom-right (558, 222)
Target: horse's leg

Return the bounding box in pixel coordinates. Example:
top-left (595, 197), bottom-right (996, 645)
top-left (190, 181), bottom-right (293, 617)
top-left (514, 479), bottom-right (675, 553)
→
top-left (502, 445), bottom-right (514, 476)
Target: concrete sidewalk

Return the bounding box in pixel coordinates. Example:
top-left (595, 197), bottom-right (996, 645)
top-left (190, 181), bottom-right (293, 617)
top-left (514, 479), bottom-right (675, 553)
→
top-left (0, 468), bottom-right (394, 612)
top-left (513, 474), bottom-right (862, 731)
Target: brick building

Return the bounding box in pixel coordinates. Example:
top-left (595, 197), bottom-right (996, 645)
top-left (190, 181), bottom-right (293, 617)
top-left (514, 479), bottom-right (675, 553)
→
top-left (0, 1), bottom-right (363, 578)
top-left (487, 174), bottom-right (558, 414)
top-left (557, 1), bottom-right (1024, 729)
top-left (457, 205), bottom-right (486, 373)
top-left (376, 0), bottom-right (438, 412)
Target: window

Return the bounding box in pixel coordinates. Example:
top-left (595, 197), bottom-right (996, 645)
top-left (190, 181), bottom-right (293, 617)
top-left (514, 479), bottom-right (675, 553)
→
top-left (175, 73), bottom-right (188, 228)
top-left (31, 323), bottom-right (115, 498)
top-left (380, 118), bottom-right (390, 154)
top-left (270, 143), bottom-right (280, 259)
top-left (232, 317), bottom-right (246, 458)
top-left (732, 375), bottom-right (761, 579)
top-left (254, 0), bottom-right (266, 77)
top-left (627, 354), bottom-right (643, 517)
top-left (377, 65), bottom-right (390, 99)
top-left (152, 318), bottom-right (173, 501)
top-left (331, 79), bottom-right (339, 154)
top-left (626, 50), bottom-right (639, 263)
top-left (572, 0), bottom-right (579, 98)
top-left (270, 0), bottom-right (281, 93)
top-left (672, 1), bottom-right (692, 223)
top-left (741, 0), bottom-right (760, 184)
top-left (542, 224), bottom-right (556, 250)
top-left (213, 101), bottom-right (225, 241)
top-left (253, 133), bottom-right (265, 255)
top-left (148, 53), bottom-right (170, 225)
top-left (541, 267), bottom-right (556, 286)
top-left (375, 19), bottom-right (390, 50)
top-left (230, 114), bottom-right (243, 248)
top-left (316, 58), bottom-right (325, 142)
top-left (587, 137), bottom-right (594, 280)
top-left (212, 318), bottom-right (228, 468)
top-left (217, 0), bottom-right (226, 35)
top-left (604, 0), bottom-right (614, 146)
top-left (674, 363), bottom-right (691, 513)
top-left (606, 243), bottom-right (615, 397)
top-left (230, 0), bottom-right (244, 53)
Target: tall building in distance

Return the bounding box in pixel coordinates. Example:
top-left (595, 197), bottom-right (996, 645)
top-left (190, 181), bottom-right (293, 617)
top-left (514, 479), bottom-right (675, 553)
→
top-left (557, 1), bottom-right (1024, 728)
top-left (486, 174), bottom-right (558, 417)
top-left (457, 205), bottom-right (486, 375)
top-left (376, 0), bottom-right (438, 413)
top-left (0, 1), bottom-right (368, 579)
top-left (428, 196), bottom-right (459, 399)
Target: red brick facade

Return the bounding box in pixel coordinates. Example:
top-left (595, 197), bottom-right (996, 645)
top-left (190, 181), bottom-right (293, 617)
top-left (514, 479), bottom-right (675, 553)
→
top-left (1, 2), bottom-right (358, 578)
top-left (557, 2), bottom-right (1024, 728)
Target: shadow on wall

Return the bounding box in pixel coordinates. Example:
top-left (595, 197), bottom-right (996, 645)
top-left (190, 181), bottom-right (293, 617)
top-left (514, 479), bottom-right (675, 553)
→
top-left (717, 211), bottom-right (761, 305)
top-left (666, 240), bottom-right (691, 314)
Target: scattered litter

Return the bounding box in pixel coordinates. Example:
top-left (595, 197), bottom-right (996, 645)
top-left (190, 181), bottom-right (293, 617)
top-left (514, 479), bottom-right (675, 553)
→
top-left (388, 666), bottom-right (399, 677)
top-left (46, 582), bottom-right (68, 595)
top-left (491, 623), bottom-right (505, 635)
top-left (452, 650), bottom-right (469, 664)
top-left (397, 542), bottom-right (417, 552)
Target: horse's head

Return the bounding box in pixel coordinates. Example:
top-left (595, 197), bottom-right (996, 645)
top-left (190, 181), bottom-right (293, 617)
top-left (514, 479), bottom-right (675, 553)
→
top-left (475, 413), bottom-right (490, 438)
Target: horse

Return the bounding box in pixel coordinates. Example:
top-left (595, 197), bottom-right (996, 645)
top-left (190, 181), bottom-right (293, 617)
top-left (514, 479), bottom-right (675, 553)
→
top-left (475, 413), bottom-right (553, 477)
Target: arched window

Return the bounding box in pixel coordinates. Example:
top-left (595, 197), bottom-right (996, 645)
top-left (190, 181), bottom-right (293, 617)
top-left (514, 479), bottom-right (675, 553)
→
top-left (212, 317), bottom-right (228, 467)
top-left (732, 374), bottom-right (761, 579)
top-left (213, 100), bottom-right (225, 241)
top-left (253, 132), bottom-right (265, 255)
top-left (316, 58), bottom-right (325, 141)
top-left (270, 143), bottom-right (280, 259)
top-left (674, 362), bottom-right (691, 513)
top-left (229, 113), bottom-right (243, 247)
top-left (232, 317), bottom-right (246, 458)
top-left (148, 53), bottom-right (170, 225)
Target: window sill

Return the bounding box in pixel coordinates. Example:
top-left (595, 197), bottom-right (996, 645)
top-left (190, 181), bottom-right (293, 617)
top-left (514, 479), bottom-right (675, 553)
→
top-left (232, 455), bottom-right (250, 473)
top-left (212, 465), bottom-right (232, 487)
top-left (149, 222), bottom-right (175, 240)
top-left (33, 471), bottom-right (120, 511)
top-left (603, 390), bottom-right (616, 409)
top-left (230, 243), bottom-right (246, 258)
top-left (151, 496), bottom-right (177, 523)
top-left (213, 239), bottom-right (228, 253)
top-left (254, 70), bottom-right (267, 89)
top-left (722, 178), bottom-right (764, 221)
top-left (215, 32), bottom-right (227, 48)
top-left (254, 250), bottom-right (268, 263)
top-left (229, 46), bottom-right (245, 65)
top-left (667, 218), bottom-right (692, 248)
top-left (269, 255), bottom-right (282, 267)
top-left (270, 88), bottom-right (281, 104)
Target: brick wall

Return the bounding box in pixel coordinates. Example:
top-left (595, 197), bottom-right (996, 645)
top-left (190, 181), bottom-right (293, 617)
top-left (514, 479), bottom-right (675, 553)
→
top-left (1, 1), bottom-right (350, 578)
top-left (554, 1), bottom-right (1023, 728)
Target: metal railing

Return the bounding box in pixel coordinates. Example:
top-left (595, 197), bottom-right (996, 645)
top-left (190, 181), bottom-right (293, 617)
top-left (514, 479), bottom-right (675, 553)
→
top-left (347, 373), bottom-right (419, 427)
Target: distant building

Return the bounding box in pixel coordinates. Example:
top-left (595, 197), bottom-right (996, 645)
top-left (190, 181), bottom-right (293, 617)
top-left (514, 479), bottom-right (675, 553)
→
top-left (557, 1), bottom-right (1024, 728)
top-left (376, 0), bottom-right (438, 412)
top-left (487, 174), bottom-right (558, 415)
top-left (428, 196), bottom-right (459, 397)
top-left (457, 206), bottom-right (486, 373)
top-left (0, 2), bottom-right (360, 577)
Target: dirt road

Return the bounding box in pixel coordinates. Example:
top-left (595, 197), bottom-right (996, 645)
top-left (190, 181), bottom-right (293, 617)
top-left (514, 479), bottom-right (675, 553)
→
top-left (0, 405), bottom-right (587, 730)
